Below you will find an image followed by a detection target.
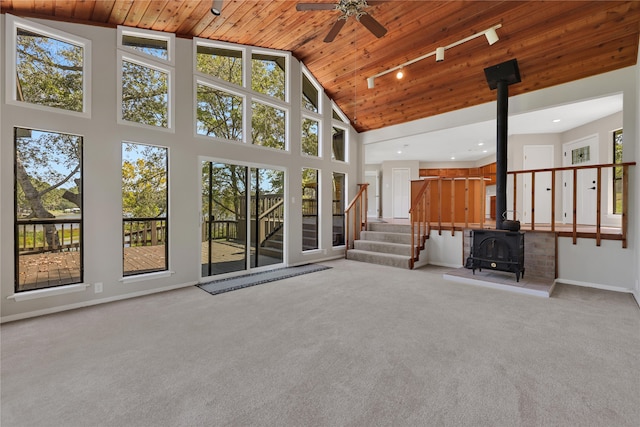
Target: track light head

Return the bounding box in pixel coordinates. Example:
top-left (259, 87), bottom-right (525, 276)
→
top-left (367, 77), bottom-right (375, 89)
top-left (485, 28), bottom-right (499, 45)
top-left (210, 0), bottom-right (223, 16)
top-left (396, 69), bottom-right (404, 79)
top-left (436, 47), bottom-right (445, 62)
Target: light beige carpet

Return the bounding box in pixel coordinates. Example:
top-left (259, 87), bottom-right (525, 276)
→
top-left (1, 259), bottom-right (639, 426)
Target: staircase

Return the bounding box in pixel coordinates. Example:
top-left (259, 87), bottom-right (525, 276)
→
top-left (346, 222), bottom-right (427, 269)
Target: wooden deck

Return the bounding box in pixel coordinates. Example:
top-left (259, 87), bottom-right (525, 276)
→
top-left (15, 240), bottom-right (250, 292)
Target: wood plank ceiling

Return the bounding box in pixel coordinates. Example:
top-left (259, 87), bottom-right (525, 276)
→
top-left (2, 0), bottom-right (639, 133)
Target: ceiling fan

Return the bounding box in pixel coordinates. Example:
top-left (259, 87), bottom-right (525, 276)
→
top-left (296, 0), bottom-right (387, 43)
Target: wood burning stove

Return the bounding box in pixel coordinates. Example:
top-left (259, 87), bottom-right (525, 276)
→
top-left (465, 229), bottom-right (525, 282)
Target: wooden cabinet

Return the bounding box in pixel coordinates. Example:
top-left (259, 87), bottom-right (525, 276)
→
top-left (412, 177), bottom-right (486, 224)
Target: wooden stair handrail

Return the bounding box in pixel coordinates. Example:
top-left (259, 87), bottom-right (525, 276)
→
top-left (345, 183), bottom-right (369, 255)
top-left (409, 178), bottom-right (440, 268)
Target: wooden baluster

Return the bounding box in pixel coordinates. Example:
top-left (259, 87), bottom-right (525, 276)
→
top-left (551, 171), bottom-right (556, 232)
top-left (531, 171), bottom-right (536, 230)
top-left (622, 165), bottom-right (629, 248)
top-left (480, 177), bottom-right (485, 229)
top-left (450, 179), bottom-right (455, 236)
top-left (572, 168), bottom-right (577, 244)
top-left (596, 166), bottom-right (602, 246)
top-left (512, 173), bottom-right (517, 222)
top-left (426, 181), bottom-right (431, 237)
top-left (464, 177), bottom-right (469, 229)
top-left (438, 178), bottom-right (442, 235)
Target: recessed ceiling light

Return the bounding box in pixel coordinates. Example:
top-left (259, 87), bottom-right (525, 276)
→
top-left (478, 142), bottom-right (484, 146)
top-left (397, 150), bottom-right (402, 154)
top-left (450, 156), bottom-right (455, 160)
top-left (552, 119), bottom-right (561, 123)
top-left (483, 150), bottom-right (488, 153)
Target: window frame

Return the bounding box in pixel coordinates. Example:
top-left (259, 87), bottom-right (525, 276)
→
top-left (117, 26), bottom-right (175, 66)
top-left (121, 141), bottom-right (170, 278)
top-left (14, 126), bottom-right (84, 293)
top-left (302, 67), bottom-right (322, 114)
top-left (331, 124), bottom-right (349, 163)
top-left (194, 77), bottom-right (247, 142)
top-left (193, 38), bottom-right (246, 88)
top-left (117, 53), bottom-right (175, 132)
top-left (251, 48), bottom-right (290, 103)
top-left (5, 14), bottom-right (92, 118)
top-left (612, 128), bottom-right (623, 215)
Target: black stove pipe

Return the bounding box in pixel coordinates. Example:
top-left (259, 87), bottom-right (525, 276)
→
top-left (484, 59), bottom-right (521, 230)
top-left (495, 80), bottom-right (508, 230)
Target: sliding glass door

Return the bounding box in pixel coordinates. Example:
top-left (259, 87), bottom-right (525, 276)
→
top-left (201, 161), bottom-right (284, 278)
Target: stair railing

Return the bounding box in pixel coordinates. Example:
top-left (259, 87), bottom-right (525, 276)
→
top-left (345, 183), bottom-right (369, 255)
top-left (259, 199), bottom-right (284, 246)
top-left (409, 178), bottom-right (437, 268)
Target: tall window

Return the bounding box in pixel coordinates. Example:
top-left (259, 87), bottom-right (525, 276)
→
top-left (302, 118), bottom-right (320, 157)
top-left (122, 142), bottom-right (168, 276)
top-left (14, 128), bottom-right (83, 292)
top-left (9, 15), bottom-right (90, 115)
top-left (196, 83), bottom-right (244, 141)
top-left (121, 59), bottom-right (170, 128)
top-left (332, 126), bottom-right (347, 162)
top-left (196, 44), bottom-right (243, 86)
top-left (332, 173), bottom-right (346, 246)
top-left (302, 72), bottom-right (319, 113)
top-left (613, 129), bottom-right (623, 214)
top-left (252, 52), bottom-right (286, 101)
top-left (118, 28), bottom-right (174, 129)
top-left (251, 101), bottom-right (286, 149)
top-left (302, 168), bottom-right (319, 250)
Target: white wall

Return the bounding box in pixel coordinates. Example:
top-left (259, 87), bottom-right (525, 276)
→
top-left (0, 16), bottom-right (360, 321)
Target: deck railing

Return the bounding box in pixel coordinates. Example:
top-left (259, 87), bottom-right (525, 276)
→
top-left (17, 218), bottom-right (81, 254)
top-left (123, 218), bottom-right (167, 247)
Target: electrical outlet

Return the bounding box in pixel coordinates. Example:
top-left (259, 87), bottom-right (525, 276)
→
top-left (94, 282), bottom-right (103, 293)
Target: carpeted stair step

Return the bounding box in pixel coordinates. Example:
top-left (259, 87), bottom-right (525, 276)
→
top-left (354, 240), bottom-right (413, 256)
top-left (346, 249), bottom-right (412, 269)
top-left (368, 222), bottom-right (412, 234)
top-left (360, 230), bottom-right (415, 245)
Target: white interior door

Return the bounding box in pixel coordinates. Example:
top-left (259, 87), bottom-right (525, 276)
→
top-left (392, 168), bottom-right (410, 219)
top-left (563, 135), bottom-right (599, 225)
top-left (364, 171), bottom-right (379, 218)
top-left (522, 145), bottom-right (554, 224)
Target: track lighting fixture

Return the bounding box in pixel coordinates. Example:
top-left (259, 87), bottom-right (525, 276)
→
top-left (485, 28), bottom-right (499, 45)
top-left (366, 23), bottom-right (502, 89)
top-left (367, 77), bottom-right (375, 89)
top-left (210, 0), bottom-right (223, 16)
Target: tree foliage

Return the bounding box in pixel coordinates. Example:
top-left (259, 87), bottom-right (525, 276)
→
top-left (122, 143), bottom-right (167, 218)
top-left (16, 28), bottom-right (83, 112)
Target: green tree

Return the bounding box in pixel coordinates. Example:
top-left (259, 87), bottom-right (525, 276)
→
top-left (16, 28), bottom-right (83, 111)
top-left (122, 143), bottom-right (167, 218)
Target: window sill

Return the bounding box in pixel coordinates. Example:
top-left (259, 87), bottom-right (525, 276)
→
top-left (7, 283), bottom-right (90, 302)
top-left (120, 270), bottom-right (174, 284)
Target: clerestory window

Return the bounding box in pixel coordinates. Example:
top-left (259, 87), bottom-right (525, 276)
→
top-left (8, 15), bottom-right (91, 116)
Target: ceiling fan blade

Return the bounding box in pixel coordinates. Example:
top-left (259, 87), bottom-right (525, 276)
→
top-left (358, 13), bottom-right (387, 38)
top-left (324, 19), bottom-right (346, 43)
top-left (296, 3), bottom-right (338, 11)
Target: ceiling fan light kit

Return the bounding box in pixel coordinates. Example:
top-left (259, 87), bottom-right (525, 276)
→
top-left (296, 0), bottom-right (387, 42)
top-left (366, 23), bottom-right (502, 89)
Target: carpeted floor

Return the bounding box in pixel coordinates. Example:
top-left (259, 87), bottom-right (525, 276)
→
top-left (1, 259), bottom-right (639, 427)
top-left (198, 263), bottom-right (331, 295)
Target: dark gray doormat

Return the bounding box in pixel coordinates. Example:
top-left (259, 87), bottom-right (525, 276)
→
top-left (197, 264), bottom-right (331, 296)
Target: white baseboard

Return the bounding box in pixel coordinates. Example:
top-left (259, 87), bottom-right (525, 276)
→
top-left (428, 261), bottom-right (463, 269)
top-left (1, 281), bottom-right (197, 324)
top-left (555, 278), bottom-right (635, 294)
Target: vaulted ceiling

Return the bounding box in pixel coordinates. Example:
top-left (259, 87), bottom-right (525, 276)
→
top-left (1, 1), bottom-right (639, 133)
